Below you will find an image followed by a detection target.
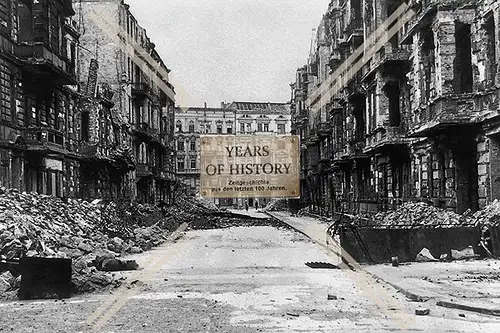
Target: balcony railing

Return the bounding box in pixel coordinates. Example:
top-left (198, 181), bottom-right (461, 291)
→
top-left (15, 43), bottom-right (76, 85)
top-left (343, 18), bottom-right (363, 42)
top-left (25, 127), bottom-right (66, 153)
top-left (131, 122), bottom-right (160, 141)
top-left (136, 164), bottom-right (153, 177)
top-left (131, 82), bottom-right (151, 99)
top-left (364, 126), bottom-right (406, 152)
top-left (409, 90), bottom-right (500, 136)
top-left (78, 142), bottom-right (112, 159)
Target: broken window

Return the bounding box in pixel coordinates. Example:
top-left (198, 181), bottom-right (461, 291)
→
top-left (386, 0), bottom-right (404, 49)
top-left (0, 59), bottom-right (11, 123)
top-left (0, 0), bottom-right (9, 34)
top-left (176, 120), bottom-right (182, 132)
top-left (420, 28), bottom-right (435, 103)
top-left (454, 22), bottom-right (473, 93)
top-left (485, 14), bottom-right (496, 87)
top-left (81, 112), bottom-right (89, 142)
top-left (17, 0), bottom-right (33, 42)
top-left (352, 97), bottom-right (365, 141)
top-left (385, 82), bottom-right (401, 127)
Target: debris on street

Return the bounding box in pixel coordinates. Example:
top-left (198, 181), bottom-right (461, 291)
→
top-left (416, 248), bottom-right (438, 262)
top-left (369, 202), bottom-right (474, 229)
top-left (263, 199), bottom-right (289, 212)
top-left (0, 188), bottom-right (219, 299)
top-left (415, 308), bottom-right (430, 316)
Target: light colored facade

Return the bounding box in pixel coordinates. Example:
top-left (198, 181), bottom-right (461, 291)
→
top-left (175, 102), bottom-right (291, 207)
top-left (223, 102), bottom-right (292, 136)
top-left (174, 106), bottom-right (236, 199)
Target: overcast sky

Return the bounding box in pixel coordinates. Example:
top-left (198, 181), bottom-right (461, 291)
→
top-left (126, 0), bottom-right (330, 107)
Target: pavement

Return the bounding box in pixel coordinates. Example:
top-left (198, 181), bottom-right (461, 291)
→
top-left (264, 210), bottom-right (500, 318)
top-left (4, 218), bottom-right (500, 331)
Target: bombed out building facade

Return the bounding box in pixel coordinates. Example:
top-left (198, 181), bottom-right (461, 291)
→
top-left (0, 0), bottom-right (177, 204)
top-left (291, 0), bottom-right (500, 217)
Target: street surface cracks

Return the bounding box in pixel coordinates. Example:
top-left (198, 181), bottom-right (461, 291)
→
top-left (1, 225), bottom-right (500, 332)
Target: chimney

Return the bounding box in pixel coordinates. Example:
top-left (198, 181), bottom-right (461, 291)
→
top-left (85, 59), bottom-right (99, 97)
top-left (204, 102), bottom-right (207, 108)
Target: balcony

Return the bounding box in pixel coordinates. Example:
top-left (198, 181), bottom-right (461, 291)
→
top-left (16, 43), bottom-right (76, 85)
top-left (24, 127), bottom-right (66, 154)
top-left (317, 122), bottom-right (332, 138)
top-left (131, 82), bottom-right (151, 99)
top-left (153, 167), bottom-right (174, 181)
top-left (400, 0), bottom-right (475, 45)
top-left (328, 49), bottom-right (342, 68)
top-left (343, 18), bottom-right (363, 45)
top-left (347, 140), bottom-right (367, 159)
top-left (131, 122), bottom-right (160, 142)
top-left (364, 126), bottom-right (407, 153)
top-left (305, 131), bottom-right (320, 146)
top-left (136, 164), bottom-right (153, 177)
top-left (64, 18), bottom-right (80, 37)
top-left (409, 90), bottom-right (500, 137)
top-left (78, 143), bottom-right (112, 160)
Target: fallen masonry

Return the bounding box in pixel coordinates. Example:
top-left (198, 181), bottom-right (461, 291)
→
top-left (331, 201), bottom-right (500, 264)
top-left (0, 187), bottom-right (221, 300)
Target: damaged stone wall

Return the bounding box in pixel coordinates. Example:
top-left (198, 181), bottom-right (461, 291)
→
top-left (292, 0), bottom-right (500, 216)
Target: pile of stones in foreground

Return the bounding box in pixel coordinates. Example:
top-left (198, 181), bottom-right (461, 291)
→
top-left (0, 189), bottom-right (215, 299)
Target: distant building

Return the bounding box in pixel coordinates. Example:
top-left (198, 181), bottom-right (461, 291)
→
top-left (224, 102), bottom-right (292, 136)
top-left (174, 105), bottom-right (236, 200)
top-left (175, 102), bottom-right (291, 207)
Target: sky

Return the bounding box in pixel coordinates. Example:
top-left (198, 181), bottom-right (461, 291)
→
top-left (126, 0), bottom-right (330, 107)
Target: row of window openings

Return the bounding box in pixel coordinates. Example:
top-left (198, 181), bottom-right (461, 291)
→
top-left (176, 123), bottom-right (232, 134)
top-left (177, 159), bottom-right (197, 170)
top-left (177, 140), bottom-right (196, 151)
top-left (420, 19), bottom-right (496, 100)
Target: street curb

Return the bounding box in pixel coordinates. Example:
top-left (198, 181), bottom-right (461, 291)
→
top-left (265, 211), bottom-right (500, 317)
top-left (436, 301), bottom-right (500, 317)
top-left (264, 211), bottom-right (320, 243)
top-left (363, 270), bottom-right (431, 302)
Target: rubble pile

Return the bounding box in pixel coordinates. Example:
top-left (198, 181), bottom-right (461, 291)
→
top-left (363, 202), bottom-right (475, 229)
top-left (471, 199), bottom-right (500, 228)
top-left (263, 199), bottom-right (289, 212)
top-left (0, 188), bottom-right (185, 298)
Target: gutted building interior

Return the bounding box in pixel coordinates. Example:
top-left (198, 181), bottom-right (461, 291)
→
top-left (291, 0), bottom-right (500, 217)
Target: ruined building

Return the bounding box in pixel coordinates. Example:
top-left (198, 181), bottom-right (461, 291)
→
top-left (0, 0), bottom-right (177, 204)
top-left (76, 0), bottom-right (177, 203)
top-left (0, 0), bottom-right (81, 196)
top-left (291, 0), bottom-right (500, 216)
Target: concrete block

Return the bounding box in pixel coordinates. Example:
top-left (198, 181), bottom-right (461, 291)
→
top-left (415, 308), bottom-right (430, 316)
